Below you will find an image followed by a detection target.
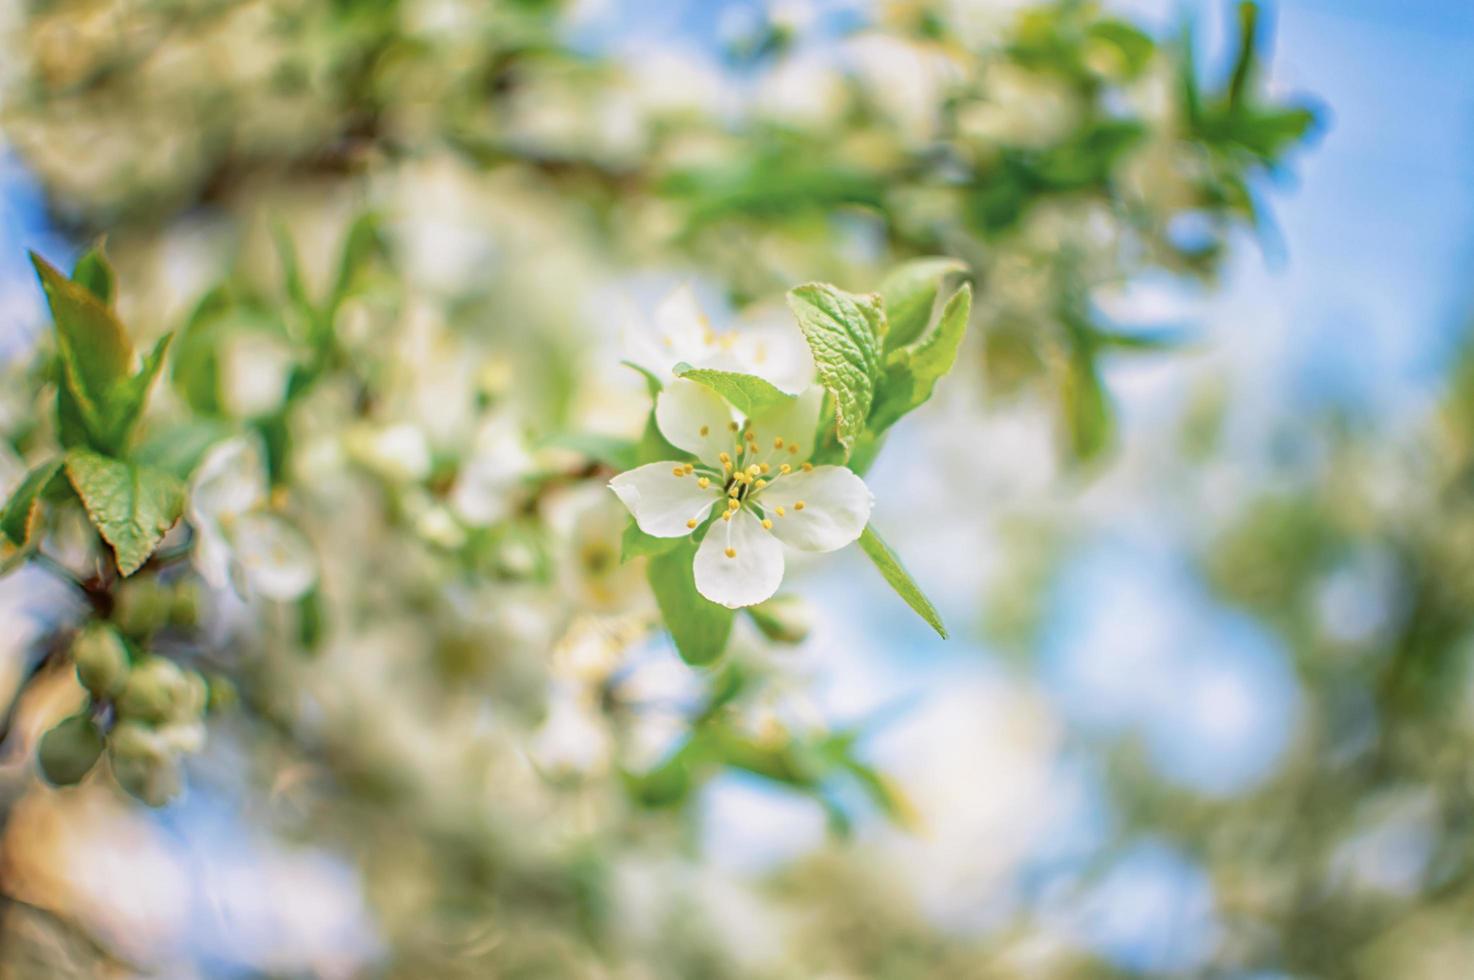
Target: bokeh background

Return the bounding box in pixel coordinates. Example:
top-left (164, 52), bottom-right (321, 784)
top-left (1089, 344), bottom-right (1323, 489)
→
top-left (2, 0), bottom-right (1472, 977)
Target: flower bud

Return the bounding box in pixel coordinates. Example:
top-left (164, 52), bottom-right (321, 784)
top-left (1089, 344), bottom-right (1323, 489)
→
top-left (71, 624), bottom-right (131, 699)
top-left (109, 732), bottom-right (183, 808)
top-left (746, 594), bottom-right (813, 645)
top-left (116, 656), bottom-right (189, 724)
top-left (169, 581), bottom-right (201, 628)
top-left (205, 673), bottom-right (238, 714)
top-left (37, 713), bottom-right (104, 787)
top-left (113, 578), bottom-right (171, 637)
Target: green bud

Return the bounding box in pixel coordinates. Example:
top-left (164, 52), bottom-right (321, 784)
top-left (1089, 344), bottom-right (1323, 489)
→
top-left (169, 581), bottom-right (201, 628)
top-left (71, 624), bottom-right (131, 699)
top-left (116, 656), bottom-right (189, 724)
top-left (746, 594), bottom-right (813, 645)
top-left (113, 578), bottom-right (171, 638)
top-left (37, 713), bottom-right (104, 787)
top-left (109, 731), bottom-right (183, 808)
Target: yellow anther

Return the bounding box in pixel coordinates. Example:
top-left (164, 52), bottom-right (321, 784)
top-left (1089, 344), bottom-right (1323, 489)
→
top-left (773, 437), bottom-right (784, 449)
top-left (718, 451), bottom-right (731, 462)
top-left (788, 444), bottom-right (800, 455)
top-left (795, 500), bottom-right (806, 511)
top-left (697, 477), bottom-right (710, 488)
top-left (700, 425), bottom-right (709, 437)
top-left (759, 463), bottom-right (770, 474)
top-left (671, 466), bottom-right (685, 476)
top-left (724, 547), bottom-right (736, 558)
top-left (722, 511), bottom-right (733, 521)
top-left (801, 462), bottom-right (813, 472)
top-left (747, 464), bottom-right (761, 477)
top-left (684, 464), bottom-right (694, 474)
top-left (728, 485), bottom-right (741, 497)
top-left (728, 421), bottom-right (739, 432)
top-left (779, 463), bottom-right (791, 474)
top-left (761, 519), bottom-right (773, 530)
top-left (754, 479), bottom-right (768, 489)
top-left (686, 519), bottom-right (698, 529)
top-left (775, 506), bottom-right (786, 517)
top-left (727, 497), bottom-right (740, 510)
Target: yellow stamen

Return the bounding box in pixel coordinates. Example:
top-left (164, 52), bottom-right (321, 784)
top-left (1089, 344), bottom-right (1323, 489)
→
top-left (719, 451), bottom-right (731, 463)
top-left (779, 464), bottom-right (791, 474)
top-left (722, 512), bottom-right (732, 521)
top-left (699, 425), bottom-right (709, 437)
top-left (794, 500), bottom-right (806, 511)
top-left (671, 466), bottom-right (685, 476)
top-left (725, 547), bottom-right (736, 558)
top-left (761, 519), bottom-right (773, 529)
top-left (728, 421), bottom-right (739, 432)
top-left (697, 477), bottom-right (710, 488)
top-left (727, 498), bottom-right (740, 510)
top-left (788, 444), bottom-right (800, 455)
top-left (775, 506), bottom-right (786, 517)
top-left (760, 463), bottom-right (770, 474)
top-left (683, 464), bottom-right (694, 474)
top-left (754, 479), bottom-right (768, 489)
top-left (747, 464), bottom-right (761, 477)
top-left (728, 485), bottom-right (741, 497)
top-left (773, 437), bottom-right (784, 449)
top-left (801, 462), bottom-right (813, 472)
top-left (686, 519), bottom-right (697, 529)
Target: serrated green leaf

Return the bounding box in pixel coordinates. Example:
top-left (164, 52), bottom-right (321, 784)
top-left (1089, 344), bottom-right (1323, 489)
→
top-left (857, 525), bottom-right (946, 639)
top-left (647, 537), bottom-right (733, 665)
top-left (787, 283), bottom-right (885, 457)
top-left (72, 243), bottom-right (116, 306)
top-left (674, 363), bottom-right (796, 417)
top-left (869, 284), bottom-right (973, 435)
top-left (621, 520), bottom-right (683, 563)
top-left (97, 334), bottom-right (172, 452)
top-left (32, 252), bottom-right (132, 446)
top-left (65, 450), bottom-right (185, 576)
top-left (0, 457), bottom-right (65, 550)
top-left (879, 257), bottom-right (967, 352)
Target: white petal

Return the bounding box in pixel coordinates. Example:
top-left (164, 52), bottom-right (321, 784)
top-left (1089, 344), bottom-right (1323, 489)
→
top-left (192, 522), bottom-right (234, 591)
top-left (729, 322), bottom-right (816, 393)
top-left (609, 462), bottom-right (721, 537)
top-left (744, 385), bottom-right (823, 466)
top-left (231, 513), bottom-right (318, 600)
top-left (654, 284), bottom-right (716, 356)
top-left (348, 423), bottom-right (432, 482)
top-left (758, 466), bottom-right (872, 552)
top-left (654, 378), bottom-right (738, 465)
top-left (694, 508), bottom-right (784, 608)
top-left (189, 436), bottom-right (268, 525)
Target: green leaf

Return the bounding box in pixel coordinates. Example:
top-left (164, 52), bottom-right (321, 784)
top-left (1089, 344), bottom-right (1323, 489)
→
top-left (542, 431), bottom-right (638, 471)
top-left (65, 450), bottom-right (186, 576)
top-left (132, 419), bottom-right (234, 480)
top-left (37, 713), bottom-right (104, 787)
top-left (621, 359), bottom-right (665, 398)
top-left (32, 252), bottom-right (132, 445)
top-left (96, 334), bottom-right (172, 452)
top-left (1059, 348), bottom-right (1113, 462)
top-left (622, 521), bottom-right (682, 563)
top-left (869, 284), bottom-right (973, 435)
top-left (787, 283), bottom-right (885, 457)
top-left (636, 409), bottom-right (686, 466)
top-left (171, 286), bottom-right (231, 415)
top-left (331, 211), bottom-right (384, 311)
top-left (0, 458), bottom-right (65, 549)
top-left (857, 525), bottom-right (947, 639)
top-left (72, 242), bottom-right (117, 306)
top-left (878, 257), bottom-right (967, 352)
top-left (647, 537), bottom-right (734, 665)
top-left (674, 363), bottom-right (795, 417)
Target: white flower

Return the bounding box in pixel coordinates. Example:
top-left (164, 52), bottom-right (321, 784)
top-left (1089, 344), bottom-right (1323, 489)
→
top-left (608, 380), bottom-right (872, 608)
top-left (625, 285), bottom-right (814, 394)
top-left (189, 437), bottom-right (317, 601)
top-left (450, 416), bottom-right (534, 527)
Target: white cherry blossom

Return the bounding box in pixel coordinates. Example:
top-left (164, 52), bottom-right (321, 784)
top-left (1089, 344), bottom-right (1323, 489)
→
top-left (609, 380), bottom-right (872, 609)
top-left (188, 436), bottom-right (317, 601)
top-left (625, 285), bottom-right (814, 394)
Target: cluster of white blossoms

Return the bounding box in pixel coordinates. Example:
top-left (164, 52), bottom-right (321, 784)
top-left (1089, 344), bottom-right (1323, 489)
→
top-left (610, 289), bottom-right (872, 609)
